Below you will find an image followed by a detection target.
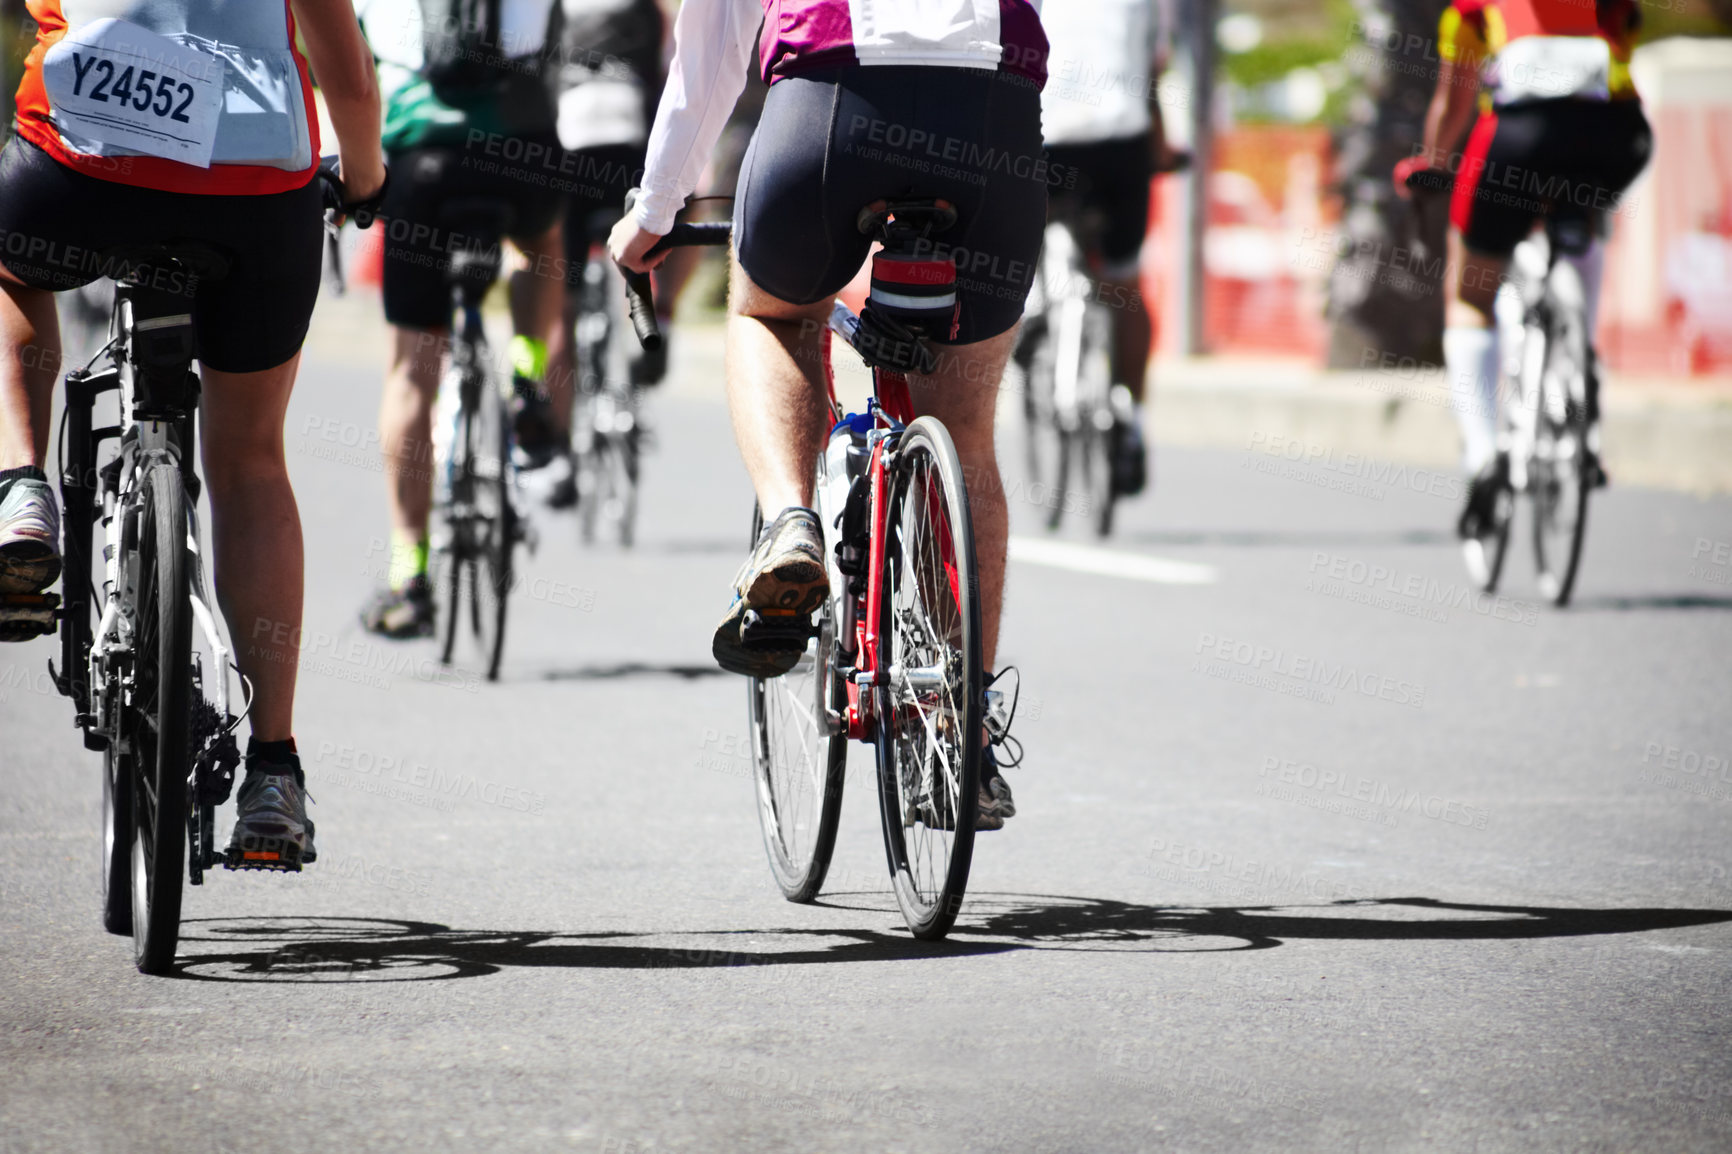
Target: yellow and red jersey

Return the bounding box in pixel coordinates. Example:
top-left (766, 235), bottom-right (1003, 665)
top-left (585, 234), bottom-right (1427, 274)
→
top-left (12, 0), bottom-right (319, 195)
top-left (1439, 0), bottom-right (1640, 106)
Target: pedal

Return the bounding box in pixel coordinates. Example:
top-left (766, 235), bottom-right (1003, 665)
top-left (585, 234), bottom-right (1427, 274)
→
top-left (0, 591), bottom-right (60, 643)
top-left (222, 835), bottom-right (304, 873)
top-left (740, 608), bottom-right (817, 652)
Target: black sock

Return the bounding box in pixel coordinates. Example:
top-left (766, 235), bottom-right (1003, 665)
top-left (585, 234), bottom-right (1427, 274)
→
top-left (0, 465), bottom-right (47, 487)
top-left (246, 737), bottom-right (303, 786)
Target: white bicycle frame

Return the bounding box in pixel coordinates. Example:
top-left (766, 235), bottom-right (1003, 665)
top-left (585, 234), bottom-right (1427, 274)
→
top-left (87, 346), bottom-right (232, 746)
top-left (1494, 229), bottom-right (1593, 495)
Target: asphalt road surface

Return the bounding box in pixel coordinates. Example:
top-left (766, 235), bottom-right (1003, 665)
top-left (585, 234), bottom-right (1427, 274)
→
top-left (4, 313), bottom-right (1731, 1154)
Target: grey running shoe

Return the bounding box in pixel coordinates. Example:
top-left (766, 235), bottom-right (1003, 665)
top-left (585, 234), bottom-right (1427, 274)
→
top-left (360, 574), bottom-right (435, 639)
top-left (0, 468), bottom-right (61, 594)
top-left (712, 507), bottom-right (828, 678)
top-left (226, 763), bottom-right (316, 870)
top-left (977, 752), bottom-right (1017, 832)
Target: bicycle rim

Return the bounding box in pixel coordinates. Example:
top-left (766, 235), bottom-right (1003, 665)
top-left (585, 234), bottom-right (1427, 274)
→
top-left (130, 462), bottom-right (190, 974)
top-left (746, 502), bottom-right (847, 902)
top-left (875, 418), bottom-right (982, 939)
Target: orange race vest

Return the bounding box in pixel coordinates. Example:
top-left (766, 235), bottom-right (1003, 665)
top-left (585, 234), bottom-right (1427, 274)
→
top-left (12, 0), bottom-right (319, 195)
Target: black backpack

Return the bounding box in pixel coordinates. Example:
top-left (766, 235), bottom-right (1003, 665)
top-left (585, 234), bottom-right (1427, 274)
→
top-left (421, 0), bottom-right (524, 101)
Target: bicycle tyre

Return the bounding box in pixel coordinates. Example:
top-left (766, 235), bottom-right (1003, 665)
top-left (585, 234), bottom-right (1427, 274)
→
top-left (101, 741), bottom-right (132, 935)
top-left (1530, 274), bottom-right (1592, 607)
top-left (130, 460), bottom-right (191, 974)
top-left (471, 383), bottom-right (513, 680)
top-left (1463, 485), bottom-right (1513, 594)
top-left (875, 417), bottom-right (982, 939)
top-left (746, 499), bottom-right (847, 903)
top-left (1046, 428), bottom-right (1071, 532)
top-left (1078, 305), bottom-right (1117, 538)
top-left (435, 402), bottom-right (467, 667)
top-left (1531, 419), bottom-right (1589, 606)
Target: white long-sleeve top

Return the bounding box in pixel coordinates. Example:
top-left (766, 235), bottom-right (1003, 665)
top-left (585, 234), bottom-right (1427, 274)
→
top-left (631, 0), bottom-right (1048, 233)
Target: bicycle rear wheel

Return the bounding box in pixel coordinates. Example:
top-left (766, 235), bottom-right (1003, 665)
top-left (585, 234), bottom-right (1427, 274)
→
top-left (1078, 304), bottom-right (1116, 538)
top-left (101, 741), bottom-right (132, 935)
top-left (1462, 483), bottom-right (1513, 593)
top-left (130, 461), bottom-right (191, 974)
top-left (1531, 411), bottom-right (1589, 606)
top-left (875, 417), bottom-right (982, 939)
top-left (1530, 280), bottom-right (1592, 607)
top-left (469, 384), bottom-right (514, 680)
top-left (747, 500), bottom-right (847, 902)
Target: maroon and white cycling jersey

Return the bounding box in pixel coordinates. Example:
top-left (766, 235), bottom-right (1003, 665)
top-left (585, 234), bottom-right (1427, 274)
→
top-left (632, 0), bottom-right (1047, 232)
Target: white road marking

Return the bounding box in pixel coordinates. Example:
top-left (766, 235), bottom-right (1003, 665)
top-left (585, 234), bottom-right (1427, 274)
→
top-left (1007, 536), bottom-right (1219, 585)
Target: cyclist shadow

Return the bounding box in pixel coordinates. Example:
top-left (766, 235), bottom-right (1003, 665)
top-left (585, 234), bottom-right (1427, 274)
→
top-left (169, 894), bottom-right (1731, 983)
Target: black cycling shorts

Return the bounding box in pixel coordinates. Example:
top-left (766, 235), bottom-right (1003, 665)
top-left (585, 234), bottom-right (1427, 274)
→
top-left (736, 66), bottom-right (1048, 345)
top-left (1045, 134), bottom-right (1152, 272)
top-left (561, 143), bottom-right (645, 275)
top-left (379, 143), bottom-right (566, 329)
top-left (0, 136), bottom-right (322, 374)
top-left (1453, 98), bottom-right (1652, 256)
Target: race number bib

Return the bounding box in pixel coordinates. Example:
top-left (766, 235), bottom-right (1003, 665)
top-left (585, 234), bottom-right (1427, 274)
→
top-left (42, 19), bottom-right (225, 168)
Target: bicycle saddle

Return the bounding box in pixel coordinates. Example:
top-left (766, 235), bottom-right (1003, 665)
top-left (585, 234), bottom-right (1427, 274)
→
top-left (439, 197), bottom-right (517, 239)
top-left (99, 241), bottom-right (231, 284)
top-left (856, 199), bottom-right (957, 242)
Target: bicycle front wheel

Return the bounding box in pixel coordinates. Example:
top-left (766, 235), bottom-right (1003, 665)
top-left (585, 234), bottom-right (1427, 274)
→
top-left (875, 417), bottom-right (982, 939)
top-left (747, 501), bottom-right (847, 902)
top-left (130, 461), bottom-right (191, 974)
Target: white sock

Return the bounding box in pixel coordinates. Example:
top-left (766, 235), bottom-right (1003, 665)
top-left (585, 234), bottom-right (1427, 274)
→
top-left (1442, 326), bottom-right (1500, 473)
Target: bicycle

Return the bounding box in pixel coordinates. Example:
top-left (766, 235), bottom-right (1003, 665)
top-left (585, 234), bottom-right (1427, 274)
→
top-left (12, 166), bottom-right (379, 974)
top-left (624, 199), bottom-right (985, 939)
top-left (1015, 214), bottom-right (1117, 537)
top-left (568, 207), bottom-right (645, 547)
top-left (426, 199), bottom-right (533, 680)
top-left (1409, 170), bottom-right (1602, 606)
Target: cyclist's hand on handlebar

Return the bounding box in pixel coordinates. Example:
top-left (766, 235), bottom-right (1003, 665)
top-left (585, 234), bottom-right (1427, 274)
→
top-left (1392, 155), bottom-right (1428, 201)
top-left (318, 155), bottom-right (388, 229)
top-left (609, 215), bottom-right (668, 274)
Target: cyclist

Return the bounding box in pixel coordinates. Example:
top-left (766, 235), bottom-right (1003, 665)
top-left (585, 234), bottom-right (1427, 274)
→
top-left (531, 0), bottom-right (668, 509)
top-left (1036, 0), bottom-right (1180, 498)
top-left (1395, 0), bottom-right (1650, 537)
top-left (354, 0), bottom-right (569, 636)
top-left (0, 0), bottom-right (386, 864)
top-left (610, 0), bottom-right (1050, 830)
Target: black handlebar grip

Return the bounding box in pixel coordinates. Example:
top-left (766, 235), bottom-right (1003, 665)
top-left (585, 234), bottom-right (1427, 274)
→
top-left (1405, 168), bottom-right (1454, 194)
top-left (648, 222), bottom-right (733, 255)
top-left (624, 269), bottom-right (663, 352)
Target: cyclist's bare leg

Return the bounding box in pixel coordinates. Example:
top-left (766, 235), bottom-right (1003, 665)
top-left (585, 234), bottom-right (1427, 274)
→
top-left (724, 260), bottom-right (833, 515)
top-left (727, 259), bottom-right (1011, 671)
top-left (908, 329), bottom-right (1013, 673)
top-left (1103, 273), bottom-right (1150, 402)
top-left (379, 326), bottom-right (446, 542)
top-left (0, 276), bottom-right (59, 469)
top-left (506, 224), bottom-right (568, 431)
top-left (200, 357), bottom-right (303, 741)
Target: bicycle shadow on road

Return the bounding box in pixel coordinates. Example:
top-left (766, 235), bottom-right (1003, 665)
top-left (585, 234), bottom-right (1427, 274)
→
top-left (538, 661), bottom-right (727, 682)
top-left (1568, 593), bottom-right (1732, 612)
top-left (1117, 529), bottom-right (1455, 549)
top-left (167, 895), bottom-right (1732, 983)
